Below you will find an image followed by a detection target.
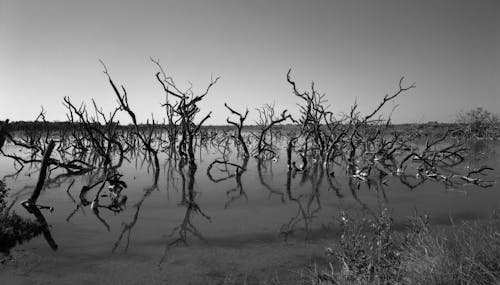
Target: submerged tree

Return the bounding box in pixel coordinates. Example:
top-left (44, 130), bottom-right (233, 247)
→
top-left (254, 103), bottom-right (291, 158)
top-left (152, 58), bottom-right (219, 166)
top-left (225, 103), bottom-right (250, 158)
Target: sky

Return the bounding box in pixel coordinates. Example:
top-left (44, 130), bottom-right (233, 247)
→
top-left (1, 0), bottom-right (499, 125)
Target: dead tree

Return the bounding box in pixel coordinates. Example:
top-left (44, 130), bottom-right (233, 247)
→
top-left (99, 61), bottom-right (160, 175)
top-left (224, 103), bottom-right (250, 157)
top-left (224, 156), bottom-right (249, 209)
top-left (287, 69), bottom-right (332, 158)
top-left (20, 140), bottom-right (58, 251)
top-left (152, 58), bottom-right (219, 166)
top-left (254, 103), bottom-right (291, 158)
top-left (63, 96), bottom-right (124, 170)
top-left (340, 77), bottom-right (416, 177)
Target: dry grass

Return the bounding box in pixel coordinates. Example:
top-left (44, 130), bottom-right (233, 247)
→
top-left (245, 211), bottom-right (500, 285)
top-left (400, 219), bottom-right (500, 285)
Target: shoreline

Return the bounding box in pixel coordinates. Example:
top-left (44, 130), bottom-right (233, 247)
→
top-left (2, 215), bottom-right (500, 284)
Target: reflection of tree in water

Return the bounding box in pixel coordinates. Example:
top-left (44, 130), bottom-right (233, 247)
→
top-left (224, 157), bottom-right (249, 208)
top-left (206, 157), bottom-right (249, 208)
top-left (2, 123), bottom-right (497, 257)
top-left (64, 134), bottom-right (163, 235)
top-left (15, 141), bottom-right (59, 252)
top-left (466, 140), bottom-right (496, 164)
top-left (160, 160), bottom-right (210, 264)
top-left (263, 148), bottom-right (394, 242)
top-left (112, 164), bottom-right (159, 252)
top-left (66, 169), bottom-right (129, 233)
top-left (21, 201), bottom-right (58, 250)
top-left (257, 158), bottom-right (285, 202)
top-left (280, 161), bottom-right (322, 241)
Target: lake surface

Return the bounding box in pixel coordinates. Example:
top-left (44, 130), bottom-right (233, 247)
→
top-left (1, 137), bottom-right (499, 274)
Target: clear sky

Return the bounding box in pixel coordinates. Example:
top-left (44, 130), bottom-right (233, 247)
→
top-left (1, 0), bottom-right (499, 124)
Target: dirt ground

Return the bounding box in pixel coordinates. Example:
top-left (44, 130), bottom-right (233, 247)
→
top-left (0, 238), bottom-right (333, 285)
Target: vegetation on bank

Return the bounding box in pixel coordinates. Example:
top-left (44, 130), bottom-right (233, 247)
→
top-left (0, 181), bottom-right (44, 259)
top-left (328, 210), bottom-right (500, 285)
top-left (225, 210), bottom-right (500, 285)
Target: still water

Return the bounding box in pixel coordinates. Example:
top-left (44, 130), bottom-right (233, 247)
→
top-left (1, 138), bottom-right (499, 260)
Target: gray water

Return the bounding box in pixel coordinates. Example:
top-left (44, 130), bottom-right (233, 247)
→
top-left (1, 138), bottom-right (499, 259)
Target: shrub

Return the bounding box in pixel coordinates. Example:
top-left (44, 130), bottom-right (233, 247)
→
top-left (456, 107), bottom-right (499, 137)
top-left (334, 209), bottom-right (402, 284)
top-left (0, 181), bottom-right (44, 257)
top-left (324, 209), bottom-right (500, 285)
